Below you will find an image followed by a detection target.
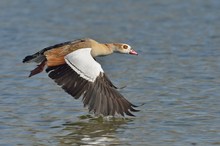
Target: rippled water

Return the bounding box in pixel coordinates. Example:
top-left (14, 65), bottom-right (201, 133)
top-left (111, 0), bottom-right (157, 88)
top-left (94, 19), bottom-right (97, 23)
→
top-left (1, 0), bottom-right (220, 145)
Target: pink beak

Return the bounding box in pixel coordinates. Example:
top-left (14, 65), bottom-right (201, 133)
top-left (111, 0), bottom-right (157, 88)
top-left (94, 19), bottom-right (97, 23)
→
top-left (129, 49), bottom-right (138, 55)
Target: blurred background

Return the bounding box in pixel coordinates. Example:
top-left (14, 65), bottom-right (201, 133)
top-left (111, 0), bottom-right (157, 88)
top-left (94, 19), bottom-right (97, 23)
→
top-left (0, 0), bottom-right (220, 145)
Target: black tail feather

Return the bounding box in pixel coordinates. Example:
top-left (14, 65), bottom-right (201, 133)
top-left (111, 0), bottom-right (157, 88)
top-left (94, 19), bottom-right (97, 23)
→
top-left (23, 54), bottom-right (37, 63)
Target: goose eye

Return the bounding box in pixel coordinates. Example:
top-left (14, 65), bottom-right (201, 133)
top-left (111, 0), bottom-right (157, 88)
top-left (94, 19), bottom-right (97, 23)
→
top-left (123, 45), bottom-right (128, 49)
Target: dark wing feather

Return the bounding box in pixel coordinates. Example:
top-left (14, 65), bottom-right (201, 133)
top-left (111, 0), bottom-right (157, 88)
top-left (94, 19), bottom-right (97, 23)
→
top-left (23, 38), bottom-right (88, 63)
top-left (23, 41), bottom-right (72, 63)
top-left (102, 74), bottom-right (118, 89)
top-left (46, 64), bottom-right (138, 117)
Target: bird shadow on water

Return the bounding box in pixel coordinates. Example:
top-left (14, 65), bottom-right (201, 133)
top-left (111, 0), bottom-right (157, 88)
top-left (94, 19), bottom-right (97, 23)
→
top-left (55, 115), bottom-right (133, 145)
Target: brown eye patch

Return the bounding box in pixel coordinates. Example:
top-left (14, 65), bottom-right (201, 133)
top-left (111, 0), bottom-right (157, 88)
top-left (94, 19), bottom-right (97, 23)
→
top-left (123, 45), bottom-right (128, 49)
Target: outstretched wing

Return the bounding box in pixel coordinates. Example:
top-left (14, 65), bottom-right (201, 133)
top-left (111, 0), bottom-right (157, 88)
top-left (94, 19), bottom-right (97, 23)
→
top-left (46, 48), bottom-right (138, 116)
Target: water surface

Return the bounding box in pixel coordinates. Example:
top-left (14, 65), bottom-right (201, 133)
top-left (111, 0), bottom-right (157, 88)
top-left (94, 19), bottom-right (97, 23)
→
top-left (0, 0), bottom-right (220, 145)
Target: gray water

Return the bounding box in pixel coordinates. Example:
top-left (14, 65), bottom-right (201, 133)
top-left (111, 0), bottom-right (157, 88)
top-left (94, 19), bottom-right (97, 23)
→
top-left (0, 0), bottom-right (220, 145)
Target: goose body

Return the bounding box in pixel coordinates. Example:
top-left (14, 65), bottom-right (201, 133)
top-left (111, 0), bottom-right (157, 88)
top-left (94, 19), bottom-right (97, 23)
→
top-left (23, 38), bottom-right (138, 117)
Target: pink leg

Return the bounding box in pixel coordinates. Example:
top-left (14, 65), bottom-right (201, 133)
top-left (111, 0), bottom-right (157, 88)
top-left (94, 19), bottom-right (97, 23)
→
top-left (29, 60), bottom-right (47, 77)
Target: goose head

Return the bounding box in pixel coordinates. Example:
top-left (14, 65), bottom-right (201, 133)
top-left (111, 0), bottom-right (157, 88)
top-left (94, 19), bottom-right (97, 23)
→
top-left (113, 43), bottom-right (138, 55)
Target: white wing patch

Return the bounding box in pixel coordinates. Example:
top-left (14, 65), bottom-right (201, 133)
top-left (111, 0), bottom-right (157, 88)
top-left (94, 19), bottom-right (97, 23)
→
top-left (64, 48), bottom-right (104, 82)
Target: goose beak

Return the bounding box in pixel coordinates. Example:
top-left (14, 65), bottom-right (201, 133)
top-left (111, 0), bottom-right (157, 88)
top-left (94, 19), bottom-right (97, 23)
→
top-left (129, 49), bottom-right (138, 55)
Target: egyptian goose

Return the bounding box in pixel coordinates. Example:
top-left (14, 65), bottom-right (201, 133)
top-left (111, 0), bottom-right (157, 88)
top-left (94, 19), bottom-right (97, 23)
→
top-left (23, 38), bottom-right (139, 117)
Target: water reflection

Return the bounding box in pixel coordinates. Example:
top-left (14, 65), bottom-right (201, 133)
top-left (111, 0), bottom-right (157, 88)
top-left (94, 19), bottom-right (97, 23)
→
top-left (56, 115), bottom-right (132, 145)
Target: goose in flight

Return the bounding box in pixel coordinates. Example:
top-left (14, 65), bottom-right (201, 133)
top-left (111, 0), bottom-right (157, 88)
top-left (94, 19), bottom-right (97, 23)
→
top-left (23, 38), bottom-right (139, 117)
